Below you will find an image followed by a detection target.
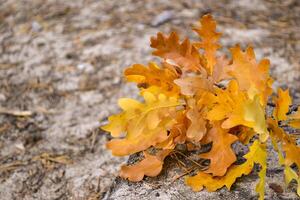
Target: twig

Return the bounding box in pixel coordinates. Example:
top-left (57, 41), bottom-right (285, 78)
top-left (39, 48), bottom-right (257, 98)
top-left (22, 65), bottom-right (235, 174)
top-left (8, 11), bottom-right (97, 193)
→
top-left (171, 152), bottom-right (187, 168)
top-left (0, 108), bottom-right (33, 116)
top-left (0, 161), bottom-right (25, 172)
top-left (173, 150), bottom-right (207, 169)
top-left (171, 167), bottom-right (195, 183)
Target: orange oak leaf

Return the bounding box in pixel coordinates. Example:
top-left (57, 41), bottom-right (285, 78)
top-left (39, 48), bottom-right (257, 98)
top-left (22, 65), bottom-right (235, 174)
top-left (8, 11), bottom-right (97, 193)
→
top-left (226, 45), bottom-right (273, 105)
top-left (120, 150), bottom-right (171, 182)
top-left (193, 14), bottom-right (222, 75)
top-left (150, 32), bottom-right (204, 72)
top-left (156, 111), bottom-right (188, 149)
top-left (174, 76), bottom-right (213, 96)
top-left (230, 126), bottom-right (256, 145)
top-left (212, 56), bottom-right (231, 82)
top-left (185, 100), bottom-right (207, 142)
top-left (106, 124), bottom-right (170, 156)
top-left (124, 62), bottom-right (180, 96)
top-left (186, 140), bottom-right (267, 200)
top-left (200, 123), bottom-right (238, 176)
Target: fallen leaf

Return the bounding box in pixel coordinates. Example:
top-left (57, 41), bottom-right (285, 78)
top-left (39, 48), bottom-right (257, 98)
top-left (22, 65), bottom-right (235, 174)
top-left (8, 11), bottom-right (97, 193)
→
top-left (174, 76), bottom-right (213, 96)
top-left (226, 45), bottom-right (273, 105)
top-left (102, 92), bottom-right (181, 156)
top-left (186, 140), bottom-right (266, 199)
top-left (288, 106), bottom-right (300, 128)
top-left (200, 123), bottom-right (238, 176)
top-left (124, 62), bottom-right (180, 96)
top-left (193, 14), bottom-right (221, 75)
top-left (206, 80), bottom-right (268, 141)
top-left (120, 150), bottom-right (171, 182)
top-left (185, 100), bottom-right (207, 142)
top-left (150, 32), bottom-right (204, 72)
top-left (273, 88), bottom-right (291, 121)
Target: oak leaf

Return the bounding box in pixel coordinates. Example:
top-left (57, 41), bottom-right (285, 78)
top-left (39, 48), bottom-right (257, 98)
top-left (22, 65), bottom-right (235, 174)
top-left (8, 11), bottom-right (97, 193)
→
top-left (272, 136), bottom-right (299, 197)
top-left (273, 88), bottom-right (291, 121)
top-left (186, 140), bottom-right (267, 200)
top-left (255, 144), bottom-right (267, 200)
top-left (268, 118), bottom-right (300, 168)
top-left (206, 80), bottom-right (268, 141)
top-left (212, 56), bottom-right (231, 82)
top-left (284, 166), bottom-right (300, 196)
top-left (102, 92), bottom-right (180, 156)
top-left (185, 99), bottom-right (207, 142)
top-left (120, 150), bottom-right (171, 182)
top-left (174, 76), bottom-right (213, 96)
top-left (124, 62), bottom-right (180, 96)
top-left (200, 123), bottom-right (238, 176)
top-left (226, 46), bottom-right (273, 105)
top-left (150, 32), bottom-right (204, 72)
top-left (230, 126), bottom-right (256, 145)
top-left (193, 14), bottom-right (221, 75)
top-left (288, 106), bottom-right (300, 128)
top-left (156, 111), bottom-right (188, 149)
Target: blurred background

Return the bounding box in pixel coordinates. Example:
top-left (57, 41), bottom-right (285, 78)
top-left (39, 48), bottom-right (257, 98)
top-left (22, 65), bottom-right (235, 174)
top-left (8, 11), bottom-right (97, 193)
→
top-left (0, 0), bottom-right (299, 199)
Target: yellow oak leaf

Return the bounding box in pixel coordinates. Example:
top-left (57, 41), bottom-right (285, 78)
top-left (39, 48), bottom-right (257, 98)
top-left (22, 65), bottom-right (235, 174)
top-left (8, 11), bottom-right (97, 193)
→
top-left (270, 130), bottom-right (300, 196)
top-left (150, 32), bottom-right (204, 72)
top-left (120, 150), bottom-right (171, 182)
top-left (288, 106), bottom-right (300, 128)
top-left (186, 140), bottom-right (266, 199)
top-left (200, 124), bottom-right (238, 176)
top-left (226, 45), bottom-right (273, 105)
top-left (255, 143), bottom-right (267, 200)
top-left (206, 80), bottom-right (268, 141)
top-left (102, 92), bottom-right (181, 156)
top-left (289, 106), bottom-right (300, 119)
top-left (268, 118), bottom-right (300, 169)
top-left (124, 62), bottom-right (180, 96)
top-left (193, 14), bottom-right (221, 75)
top-left (273, 88), bottom-right (291, 121)
top-left (243, 95), bottom-right (268, 141)
top-left (284, 166), bottom-right (300, 196)
top-left (289, 120), bottom-right (300, 128)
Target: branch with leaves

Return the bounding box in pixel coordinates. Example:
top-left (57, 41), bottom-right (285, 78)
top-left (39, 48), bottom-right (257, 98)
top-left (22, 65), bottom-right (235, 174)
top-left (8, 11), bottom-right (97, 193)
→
top-left (101, 15), bottom-right (300, 199)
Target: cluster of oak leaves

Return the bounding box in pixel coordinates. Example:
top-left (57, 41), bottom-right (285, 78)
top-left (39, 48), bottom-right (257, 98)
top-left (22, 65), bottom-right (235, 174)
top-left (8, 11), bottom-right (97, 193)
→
top-left (102, 15), bottom-right (300, 199)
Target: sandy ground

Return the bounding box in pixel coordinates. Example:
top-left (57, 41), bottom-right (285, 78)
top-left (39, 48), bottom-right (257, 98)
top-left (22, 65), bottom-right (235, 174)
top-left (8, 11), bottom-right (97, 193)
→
top-left (0, 0), bottom-right (299, 199)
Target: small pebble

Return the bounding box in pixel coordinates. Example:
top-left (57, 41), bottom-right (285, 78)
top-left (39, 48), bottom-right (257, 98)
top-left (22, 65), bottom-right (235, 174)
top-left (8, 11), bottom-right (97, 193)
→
top-left (31, 21), bottom-right (42, 32)
top-left (151, 11), bottom-right (173, 27)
